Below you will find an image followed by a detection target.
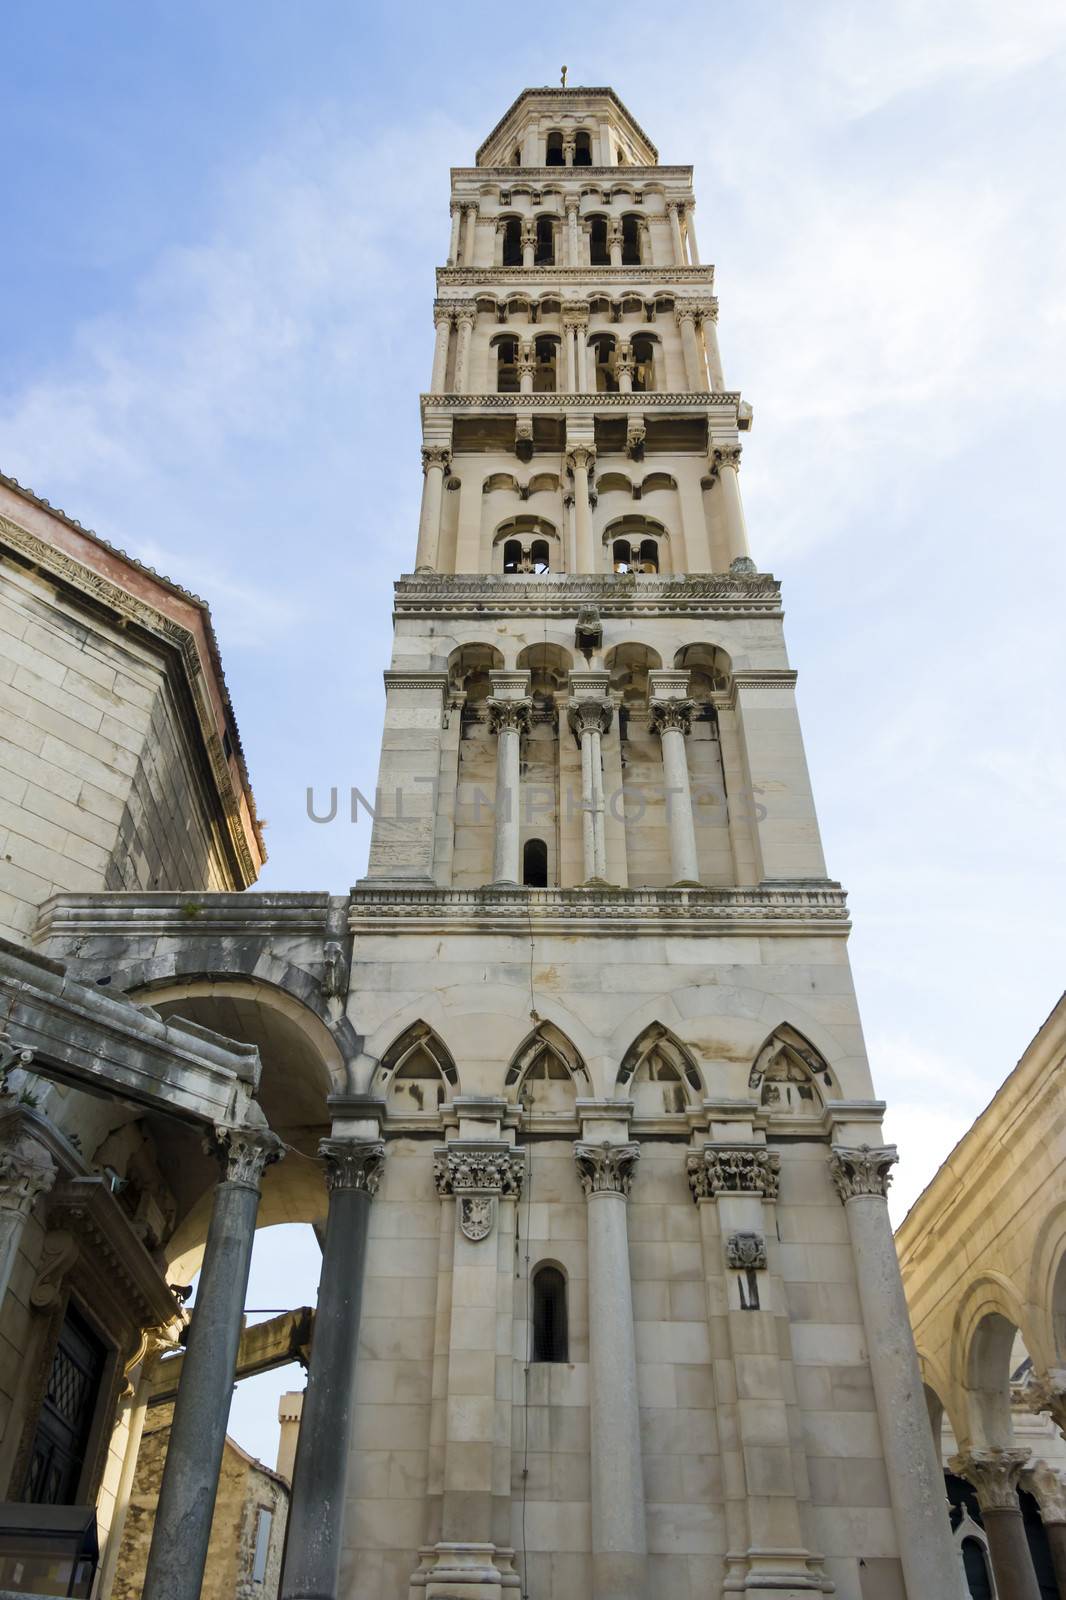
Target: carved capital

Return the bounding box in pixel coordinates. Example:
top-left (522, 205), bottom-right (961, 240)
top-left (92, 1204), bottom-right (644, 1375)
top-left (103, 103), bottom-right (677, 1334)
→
top-left (675, 304), bottom-right (698, 327)
top-left (566, 445), bottom-right (596, 475)
top-left (1024, 1368), bottom-right (1066, 1436)
top-left (949, 1447), bottom-right (1031, 1512)
top-left (422, 445), bottom-right (451, 475)
top-left (649, 697), bottom-right (695, 737)
top-left (564, 195), bottom-right (580, 214)
top-left (574, 1140), bottom-right (639, 1198)
top-left (210, 1126), bottom-right (284, 1191)
top-left (687, 1145), bottom-right (780, 1201)
top-left (705, 297), bottom-right (720, 324)
top-left (433, 1145), bottom-right (525, 1199)
top-left (712, 444), bottom-right (743, 474)
top-left (1022, 1459), bottom-right (1066, 1524)
top-left (567, 699), bottom-right (613, 740)
top-left (828, 1145), bottom-right (897, 1203)
top-left (454, 305), bottom-right (477, 329)
top-left (487, 697), bottom-right (533, 735)
top-left (726, 1231), bottom-right (767, 1270)
top-left (320, 1138), bottom-right (385, 1197)
top-left (0, 1134), bottom-right (57, 1219)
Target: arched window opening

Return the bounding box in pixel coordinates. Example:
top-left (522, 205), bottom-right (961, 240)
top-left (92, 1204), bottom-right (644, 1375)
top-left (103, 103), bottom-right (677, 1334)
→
top-left (613, 539), bottom-right (634, 573)
top-left (502, 539), bottom-right (523, 574)
top-left (591, 334), bottom-right (618, 393)
top-left (496, 337), bottom-right (519, 393)
top-left (533, 336), bottom-right (558, 392)
top-left (573, 131), bottom-right (592, 167)
top-left (529, 539), bottom-right (550, 574)
top-left (495, 517), bottom-right (559, 576)
top-left (621, 214), bottom-right (642, 265)
top-left (961, 1539), bottom-right (993, 1600)
top-left (631, 335), bottom-right (655, 393)
top-left (512, 147), bottom-right (522, 167)
top-left (638, 538), bottom-right (659, 573)
top-left (588, 216), bottom-right (609, 266)
top-left (501, 217), bottom-right (522, 267)
top-left (545, 131), bottom-right (564, 167)
top-left (523, 838), bottom-right (548, 887)
top-left (534, 215), bottom-right (555, 266)
top-left (532, 1265), bottom-right (568, 1362)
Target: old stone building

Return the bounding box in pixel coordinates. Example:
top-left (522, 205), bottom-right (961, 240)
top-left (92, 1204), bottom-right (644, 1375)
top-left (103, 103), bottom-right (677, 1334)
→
top-left (898, 994), bottom-right (1066, 1600)
top-left (0, 83), bottom-right (976, 1600)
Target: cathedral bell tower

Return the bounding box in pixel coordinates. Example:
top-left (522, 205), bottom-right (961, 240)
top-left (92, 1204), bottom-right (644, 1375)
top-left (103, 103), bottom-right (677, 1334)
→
top-left (339, 86), bottom-right (962, 1600)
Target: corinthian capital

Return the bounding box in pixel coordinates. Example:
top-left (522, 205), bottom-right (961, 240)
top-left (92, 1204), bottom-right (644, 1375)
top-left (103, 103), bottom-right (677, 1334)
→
top-left (1022, 1459), bottom-right (1066, 1525)
top-left (210, 1125), bottom-right (285, 1190)
top-left (487, 697), bottom-right (533, 735)
top-left (687, 1144), bottom-right (781, 1201)
top-left (320, 1137), bottom-right (386, 1197)
top-left (433, 1144), bottom-right (525, 1198)
top-left (828, 1145), bottom-right (898, 1203)
top-left (454, 304), bottom-right (477, 328)
top-left (1024, 1368), bottom-right (1066, 1436)
top-left (649, 697), bottom-right (695, 737)
top-left (712, 444), bottom-right (743, 473)
top-left (567, 699), bottom-right (613, 740)
top-left (574, 1140), bottom-right (639, 1198)
top-left (675, 303), bottom-right (699, 327)
top-left (949, 1447), bottom-right (1031, 1512)
top-left (566, 445), bottom-right (596, 475)
top-left (422, 445), bottom-right (451, 474)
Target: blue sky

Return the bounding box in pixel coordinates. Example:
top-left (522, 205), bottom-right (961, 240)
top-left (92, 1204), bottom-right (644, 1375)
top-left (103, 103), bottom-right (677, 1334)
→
top-left (3, 0), bottom-right (1065, 1464)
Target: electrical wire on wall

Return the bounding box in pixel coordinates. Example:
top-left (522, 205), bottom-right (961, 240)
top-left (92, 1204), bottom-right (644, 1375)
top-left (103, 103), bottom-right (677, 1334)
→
top-left (516, 840), bottom-right (542, 1598)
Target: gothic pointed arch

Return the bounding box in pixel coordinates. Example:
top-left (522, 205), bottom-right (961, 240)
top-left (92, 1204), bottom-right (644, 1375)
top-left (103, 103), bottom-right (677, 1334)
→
top-left (504, 1021), bottom-right (590, 1112)
top-left (616, 1022), bottom-right (702, 1114)
top-left (374, 1021), bottom-right (458, 1112)
top-left (748, 1024), bottom-right (838, 1116)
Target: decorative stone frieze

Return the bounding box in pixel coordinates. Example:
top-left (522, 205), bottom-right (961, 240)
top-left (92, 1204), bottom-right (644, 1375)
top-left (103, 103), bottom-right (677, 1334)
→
top-left (209, 1126), bottom-right (284, 1190)
top-left (423, 390), bottom-right (739, 409)
top-left (725, 1231), bottom-right (768, 1270)
top-left (433, 1145), bottom-right (525, 1199)
top-left (949, 1447), bottom-right (1031, 1511)
top-left (828, 1144), bottom-right (898, 1202)
top-left (573, 1140), bottom-right (640, 1197)
top-left (319, 1138), bottom-right (386, 1197)
top-left (1021, 1460), bottom-right (1066, 1524)
top-left (686, 1145), bottom-right (781, 1201)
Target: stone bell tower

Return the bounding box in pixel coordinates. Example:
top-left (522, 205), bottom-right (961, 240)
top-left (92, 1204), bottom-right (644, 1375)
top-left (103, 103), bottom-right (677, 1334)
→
top-left (327, 87), bottom-right (963, 1600)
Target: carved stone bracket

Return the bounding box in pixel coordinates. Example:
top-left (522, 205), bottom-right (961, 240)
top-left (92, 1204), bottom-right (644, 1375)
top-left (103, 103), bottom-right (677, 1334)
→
top-left (433, 1145), bottom-right (525, 1200)
top-left (828, 1145), bottom-right (898, 1203)
top-left (209, 1126), bottom-right (285, 1191)
top-left (574, 1140), bottom-right (639, 1198)
top-left (649, 697), bottom-right (695, 737)
top-left (320, 1138), bottom-right (386, 1197)
top-left (1024, 1368), bottom-right (1066, 1437)
top-left (1022, 1459), bottom-right (1066, 1525)
top-left (687, 1145), bottom-right (781, 1201)
top-left (0, 1133), bottom-right (57, 1219)
top-left (725, 1231), bottom-right (767, 1270)
top-left (0, 1036), bottom-right (36, 1098)
top-left (949, 1446), bottom-right (1031, 1512)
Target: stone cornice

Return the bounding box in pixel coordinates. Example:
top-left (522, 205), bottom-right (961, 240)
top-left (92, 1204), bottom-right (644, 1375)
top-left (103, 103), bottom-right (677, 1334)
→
top-left (48, 1176), bottom-right (183, 1329)
top-left (437, 266), bottom-right (713, 285)
top-left (348, 884), bottom-right (850, 936)
top-left (393, 572), bottom-right (782, 620)
top-left (422, 390), bottom-right (738, 412)
top-left (35, 890), bottom-right (342, 942)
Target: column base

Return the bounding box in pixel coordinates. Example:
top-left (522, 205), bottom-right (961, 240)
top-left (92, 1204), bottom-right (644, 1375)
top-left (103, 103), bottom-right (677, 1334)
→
top-left (723, 1548), bottom-right (834, 1594)
top-left (410, 1544), bottom-right (520, 1599)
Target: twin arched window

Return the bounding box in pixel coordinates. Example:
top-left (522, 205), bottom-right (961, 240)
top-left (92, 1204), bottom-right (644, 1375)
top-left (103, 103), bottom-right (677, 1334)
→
top-left (503, 539), bottom-right (550, 575)
top-left (613, 537), bottom-right (659, 574)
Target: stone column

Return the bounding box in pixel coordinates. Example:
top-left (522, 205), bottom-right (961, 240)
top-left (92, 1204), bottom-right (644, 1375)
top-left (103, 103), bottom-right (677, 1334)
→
top-left (521, 220), bottom-right (536, 270)
top-left (462, 203), bottom-right (478, 267)
top-left (566, 199), bottom-right (581, 266)
top-left (431, 308), bottom-right (453, 393)
top-left (1022, 1460), bottom-right (1066, 1599)
top-left (616, 342), bottom-right (634, 395)
top-left (710, 444), bottom-right (751, 564)
top-left (950, 1447), bottom-right (1041, 1600)
top-left (447, 203), bottom-right (462, 268)
top-left (517, 339), bottom-right (535, 395)
top-left (675, 305), bottom-right (706, 392)
top-left (142, 1125), bottom-right (282, 1600)
top-left (566, 446), bottom-right (596, 572)
top-left (563, 322), bottom-right (577, 392)
top-left (563, 136), bottom-right (576, 167)
top-left (453, 308), bottom-right (476, 395)
top-left (0, 1111), bottom-right (56, 1311)
top-left (487, 671), bottom-right (532, 884)
top-left (577, 327), bottom-right (590, 393)
top-left (574, 1140), bottom-right (647, 1600)
top-left (415, 446), bottom-right (450, 571)
top-left (829, 1146), bottom-right (967, 1600)
top-left (685, 206), bottom-right (700, 265)
top-left (649, 671), bottom-right (700, 885)
top-left (608, 221), bottom-right (623, 269)
top-left (668, 202), bottom-right (686, 266)
top-left (280, 1136), bottom-right (385, 1600)
top-left (567, 673), bottom-right (613, 882)
top-left (703, 299), bottom-right (724, 391)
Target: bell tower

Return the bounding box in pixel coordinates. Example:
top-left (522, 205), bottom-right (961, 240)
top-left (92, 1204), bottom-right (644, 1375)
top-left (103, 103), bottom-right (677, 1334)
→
top-left (344, 85), bottom-right (961, 1600)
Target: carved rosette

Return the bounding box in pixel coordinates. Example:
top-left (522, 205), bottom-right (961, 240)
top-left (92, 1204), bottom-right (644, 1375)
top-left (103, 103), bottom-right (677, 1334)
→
top-left (210, 1126), bottom-right (285, 1191)
top-left (487, 698), bottom-right (533, 736)
top-left (1024, 1368), bottom-right (1066, 1437)
top-left (421, 445), bottom-right (451, 476)
top-left (320, 1138), bottom-right (386, 1198)
top-left (725, 1231), bottom-right (767, 1270)
top-left (686, 1145), bottom-right (781, 1202)
top-left (828, 1145), bottom-right (898, 1204)
top-left (1022, 1460), bottom-right (1066, 1525)
top-left (567, 699), bottom-right (613, 741)
top-left (949, 1446), bottom-right (1031, 1512)
top-left (573, 1141), bottom-right (640, 1198)
top-left (649, 697), bottom-right (695, 737)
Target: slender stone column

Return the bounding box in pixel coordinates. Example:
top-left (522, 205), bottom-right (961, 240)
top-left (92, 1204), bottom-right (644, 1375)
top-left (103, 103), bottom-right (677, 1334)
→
top-left (431, 309), bottom-right (453, 393)
top-left (142, 1125), bottom-right (282, 1600)
top-left (0, 1110), bottom-right (56, 1311)
top-left (577, 329), bottom-right (590, 393)
top-left (711, 444), bottom-right (751, 564)
top-left (703, 300), bottom-right (724, 391)
top-left (487, 673), bottom-right (532, 884)
top-left (518, 339), bottom-right (535, 395)
top-left (453, 309), bottom-right (475, 395)
top-left (949, 1447), bottom-right (1040, 1600)
top-left (280, 1137), bottom-right (385, 1600)
top-left (521, 220), bottom-right (536, 270)
top-left (566, 199), bottom-right (581, 266)
top-left (566, 446), bottom-right (596, 571)
top-left (563, 323), bottom-right (577, 391)
top-left (649, 672), bottom-right (700, 885)
top-left (1022, 1460), bottom-right (1066, 1599)
top-left (563, 137), bottom-right (576, 167)
top-left (668, 201), bottom-right (686, 266)
top-left (574, 1141), bottom-right (647, 1600)
top-left (616, 342), bottom-right (634, 394)
top-left (675, 306), bottom-right (705, 392)
top-left (608, 221), bottom-right (623, 269)
top-left (447, 203), bottom-right (462, 268)
top-left (461, 203), bottom-right (478, 267)
top-left (685, 206), bottom-right (700, 264)
top-left (829, 1146), bottom-right (967, 1600)
top-left (567, 674), bottom-right (613, 882)
top-left (415, 446), bottom-right (450, 571)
